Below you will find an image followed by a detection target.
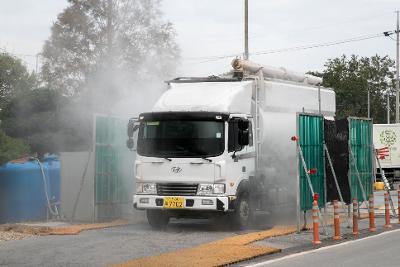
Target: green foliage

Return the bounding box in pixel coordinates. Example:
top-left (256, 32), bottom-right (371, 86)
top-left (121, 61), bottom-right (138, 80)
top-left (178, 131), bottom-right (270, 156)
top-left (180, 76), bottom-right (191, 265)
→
top-left (318, 55), bottom-right (395, 123)
top-left (0, 52), bottom-right (37, 109)
top-left (1, 88), bottom-right (93, 156)
top-left (0, 129), bottom-right (30, 166)
top-left (41, 0), bottom-right (180, 104)
top-left (1, 88), bottom-right (62, 155)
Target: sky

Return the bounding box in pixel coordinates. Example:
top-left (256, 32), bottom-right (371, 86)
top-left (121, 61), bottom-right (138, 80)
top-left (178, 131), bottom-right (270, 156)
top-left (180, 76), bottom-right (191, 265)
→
top-left (0, 0), bottom-right (399, 76)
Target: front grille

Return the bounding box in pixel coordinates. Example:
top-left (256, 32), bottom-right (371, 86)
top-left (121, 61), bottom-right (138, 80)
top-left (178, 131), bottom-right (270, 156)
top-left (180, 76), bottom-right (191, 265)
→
top-left (157, 183), bottom-right (198, 196)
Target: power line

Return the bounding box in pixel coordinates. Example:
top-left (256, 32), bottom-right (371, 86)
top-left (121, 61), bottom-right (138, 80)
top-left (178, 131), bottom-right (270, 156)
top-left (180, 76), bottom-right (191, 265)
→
top-left (247, 11), bottom-right (391, 42)
top-left (186, 32), bottom-right (387, 63)
top-left (189, 11), bottom-right (392, 45)
top-left (252, 33), bottom-right (384, 56)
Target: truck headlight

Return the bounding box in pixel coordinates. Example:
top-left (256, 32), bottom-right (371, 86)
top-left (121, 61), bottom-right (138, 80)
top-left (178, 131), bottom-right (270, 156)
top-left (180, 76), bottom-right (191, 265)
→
top-left (213, 184), bottom-right (225, 194)
top-left (136, 183), bottom-right (156, 194)
top-left (197, 184), bottom-right (225, 195)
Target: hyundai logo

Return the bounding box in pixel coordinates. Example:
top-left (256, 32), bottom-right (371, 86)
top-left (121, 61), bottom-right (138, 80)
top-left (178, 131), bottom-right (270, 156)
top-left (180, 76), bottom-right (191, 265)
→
top-left (171, 167), bottom-right (182, 173)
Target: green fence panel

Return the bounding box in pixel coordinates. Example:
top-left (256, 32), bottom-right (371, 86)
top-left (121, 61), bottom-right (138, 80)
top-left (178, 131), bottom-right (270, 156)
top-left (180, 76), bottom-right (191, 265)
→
top-left (95, 115), bottom-right (132, 204)
top-left (299, 114), bottom-right (325, 210)
top-left (348, 118), bottom-right (373, 202)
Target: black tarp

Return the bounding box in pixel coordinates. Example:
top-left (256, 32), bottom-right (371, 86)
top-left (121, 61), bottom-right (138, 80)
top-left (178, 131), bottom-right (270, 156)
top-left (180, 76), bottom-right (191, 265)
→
top-left (324, 118), bottom-right (352, 204)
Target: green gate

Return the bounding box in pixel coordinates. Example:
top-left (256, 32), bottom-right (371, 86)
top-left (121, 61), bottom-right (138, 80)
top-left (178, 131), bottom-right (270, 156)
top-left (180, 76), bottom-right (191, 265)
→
top-left (94, 115), bottom-right (132, 206)
top-left (298, 114), bottom-right (325, 210)
top-left (348, 117), bottom-right (373, 202)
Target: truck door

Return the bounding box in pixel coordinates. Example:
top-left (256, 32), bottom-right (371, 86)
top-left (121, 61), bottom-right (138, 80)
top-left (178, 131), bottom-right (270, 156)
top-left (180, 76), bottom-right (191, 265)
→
top-left (225, 117), bottom-right (255, 195)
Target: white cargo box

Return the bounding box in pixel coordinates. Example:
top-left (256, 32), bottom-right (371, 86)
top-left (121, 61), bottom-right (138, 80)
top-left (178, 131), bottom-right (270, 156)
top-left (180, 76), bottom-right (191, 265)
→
top-left (373, 124), bottom-right (400, 169)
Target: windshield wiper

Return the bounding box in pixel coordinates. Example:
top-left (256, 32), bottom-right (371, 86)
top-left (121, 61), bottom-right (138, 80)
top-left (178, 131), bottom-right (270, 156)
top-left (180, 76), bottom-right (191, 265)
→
top-left (201, 157), bottom-right (212, 162)
top-left (150, 157), bottom-right (172, 163)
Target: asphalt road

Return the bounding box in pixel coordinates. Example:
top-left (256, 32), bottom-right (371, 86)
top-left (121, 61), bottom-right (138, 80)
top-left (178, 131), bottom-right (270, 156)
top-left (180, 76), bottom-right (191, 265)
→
top-left (0, 219), bottom-right (242, 267)
top-left (248, 229), bottom-right (400, 267)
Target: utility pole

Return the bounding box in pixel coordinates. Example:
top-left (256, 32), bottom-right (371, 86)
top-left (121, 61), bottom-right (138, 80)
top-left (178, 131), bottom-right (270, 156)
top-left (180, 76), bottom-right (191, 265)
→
top-left (387, 93), bottom-right (390, 124)
top-left (107, 0), bottom-right (113, 58)
top-left (396, 10), bottom-right (399, 123)
top-left (368, 87), bottom-right (370, 119)
top-left (244, 0), bottom-right (249, 60)
top-left (35, 53), bottom-right (41, 74)
top-left (367, 79), bottom-right (372, 119)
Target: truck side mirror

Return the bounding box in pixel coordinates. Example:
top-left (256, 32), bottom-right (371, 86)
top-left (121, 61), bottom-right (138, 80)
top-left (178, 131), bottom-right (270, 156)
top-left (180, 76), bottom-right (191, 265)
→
top-left (238, 130), bottom-right (249, 146)
top-left (238, 119), bottom-right (249, 130)
top-left (229, 118), bottom-right (250, 154)
top-left (127, 119), bottom-right (139, 138)
top-left (126, 138), bottom-right (134, 150)
top-left (127, 118), bottom-right (139, 151)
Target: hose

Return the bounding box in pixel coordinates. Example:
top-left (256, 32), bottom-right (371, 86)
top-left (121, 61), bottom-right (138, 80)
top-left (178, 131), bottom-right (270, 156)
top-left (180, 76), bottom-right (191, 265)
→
top-left (33, 158), bottom-right (59, 217)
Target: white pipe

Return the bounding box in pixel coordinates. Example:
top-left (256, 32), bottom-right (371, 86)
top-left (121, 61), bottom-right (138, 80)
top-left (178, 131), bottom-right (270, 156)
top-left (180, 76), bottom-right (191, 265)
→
top-left (231, 59), bottom-right (323, 86)
top-left (34, 158), bottom-right (59, 217)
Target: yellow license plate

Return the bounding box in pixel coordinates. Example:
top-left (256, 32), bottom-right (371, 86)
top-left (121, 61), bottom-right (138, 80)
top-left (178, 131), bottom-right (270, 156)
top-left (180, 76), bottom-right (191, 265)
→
top-left (164, 197), bottom-right (185, 209)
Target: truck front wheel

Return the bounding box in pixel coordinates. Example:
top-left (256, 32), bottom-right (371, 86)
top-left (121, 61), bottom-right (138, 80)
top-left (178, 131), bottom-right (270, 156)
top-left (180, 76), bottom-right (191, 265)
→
top-left (146, 209), bottom-right (169, 229)
top-left (232, 194), bottom-right (252, 229)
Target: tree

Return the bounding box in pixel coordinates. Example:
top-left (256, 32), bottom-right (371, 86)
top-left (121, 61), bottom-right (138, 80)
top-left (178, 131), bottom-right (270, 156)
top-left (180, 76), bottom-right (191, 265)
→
top-left (1, 86), bottom-right (93, 155)
top-left (315, 55), bottom-right (396, 123)
top-left (0, 130), bottom-right (30, 165)
top-left (0, 52), bottom-right (34, 163)
top-left (0, 52), bottom-right (37, 109)
top-left (41, 0), bottom-right (180, 109)
top-left (1, 88), bottom-right (64, 155)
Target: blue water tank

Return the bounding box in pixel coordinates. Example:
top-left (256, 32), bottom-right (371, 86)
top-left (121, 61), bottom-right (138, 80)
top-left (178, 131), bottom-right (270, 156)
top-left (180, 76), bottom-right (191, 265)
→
top-left (0, 156), bottom-right (60, 224)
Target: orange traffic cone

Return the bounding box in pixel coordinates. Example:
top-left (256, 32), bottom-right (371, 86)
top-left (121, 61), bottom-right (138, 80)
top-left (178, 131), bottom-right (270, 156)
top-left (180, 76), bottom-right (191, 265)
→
top-left (398, 191), bottom-right (400, 224)
top-left (333, 200), bottom-right (341, 240)
top-left (384, 192), bottom-right (392, 229)
top-left (368, 194), bottom-right (376, 232)
top-left (352, 198), bottom-right (359, 237)
top-left (312, 194), bottom-right (321, 245)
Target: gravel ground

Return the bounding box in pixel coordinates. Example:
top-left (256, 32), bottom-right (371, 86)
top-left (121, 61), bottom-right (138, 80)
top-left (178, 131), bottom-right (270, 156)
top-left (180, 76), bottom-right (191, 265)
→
top-left (0, 231), bottom-right (30, 242)
top-left (0, 219), bottom-right (245, 267)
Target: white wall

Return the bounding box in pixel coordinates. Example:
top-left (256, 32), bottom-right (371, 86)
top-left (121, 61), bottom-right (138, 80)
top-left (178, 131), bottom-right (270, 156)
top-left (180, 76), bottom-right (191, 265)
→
top-left (60, 151), bottom-right (95, 222)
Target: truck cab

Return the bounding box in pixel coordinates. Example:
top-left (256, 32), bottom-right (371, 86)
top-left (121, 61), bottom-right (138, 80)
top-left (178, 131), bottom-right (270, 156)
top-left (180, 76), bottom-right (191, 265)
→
top-left (131, 110), bottom-right (255, 229)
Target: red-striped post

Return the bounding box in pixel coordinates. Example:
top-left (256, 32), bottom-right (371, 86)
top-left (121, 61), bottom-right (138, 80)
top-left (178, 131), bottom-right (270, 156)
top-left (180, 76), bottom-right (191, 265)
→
top-left (352, 198), bottom-right (359, 237)
top-left (368, 194), bottom-right (376, 232)
top-left (312, 194), bottom-right (321, 245)
top-left (333, 200), bottom-right (341, 240)
top-left (384, 192), bottom-right (392, 228)
top-left (398, 190), bottom-right (400, 224)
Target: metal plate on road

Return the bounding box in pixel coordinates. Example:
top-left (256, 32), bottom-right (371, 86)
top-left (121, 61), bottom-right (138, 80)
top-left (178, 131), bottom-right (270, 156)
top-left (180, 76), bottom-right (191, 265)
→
top-left (164, 197), bottom-right (185, 209)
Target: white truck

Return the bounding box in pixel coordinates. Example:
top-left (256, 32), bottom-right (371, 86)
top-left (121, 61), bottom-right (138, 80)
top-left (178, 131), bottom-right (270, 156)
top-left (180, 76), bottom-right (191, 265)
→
top-left (127, 60), bottom-right (335, 229)
top-left (373, 124), bottom-right (400, 185)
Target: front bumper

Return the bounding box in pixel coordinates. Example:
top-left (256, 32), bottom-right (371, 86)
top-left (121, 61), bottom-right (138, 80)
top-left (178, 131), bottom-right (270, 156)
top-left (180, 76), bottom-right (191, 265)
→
top-left (133, 195), bottom-right (230, 211)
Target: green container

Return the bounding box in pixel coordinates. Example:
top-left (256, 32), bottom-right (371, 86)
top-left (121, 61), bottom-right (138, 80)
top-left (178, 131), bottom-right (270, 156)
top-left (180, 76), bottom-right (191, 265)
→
top-left (348, 117), bottom-right (373, 202)
top-left (298, 114), bottom-right (325, 211)
top-left (94, 115), bottom-right (132, 204)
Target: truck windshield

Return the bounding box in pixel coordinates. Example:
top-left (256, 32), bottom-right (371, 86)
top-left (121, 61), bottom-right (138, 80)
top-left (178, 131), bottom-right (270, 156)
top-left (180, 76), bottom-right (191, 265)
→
top-left (137, 120), bottom-right (225, 158)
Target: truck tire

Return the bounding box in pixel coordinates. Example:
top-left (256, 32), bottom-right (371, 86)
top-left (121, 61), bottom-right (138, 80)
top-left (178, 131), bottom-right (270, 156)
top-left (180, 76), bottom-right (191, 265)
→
top-left (146, 209), bottom-right (169, 229)
top-left (232, 193), bottom-right (251, 229)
